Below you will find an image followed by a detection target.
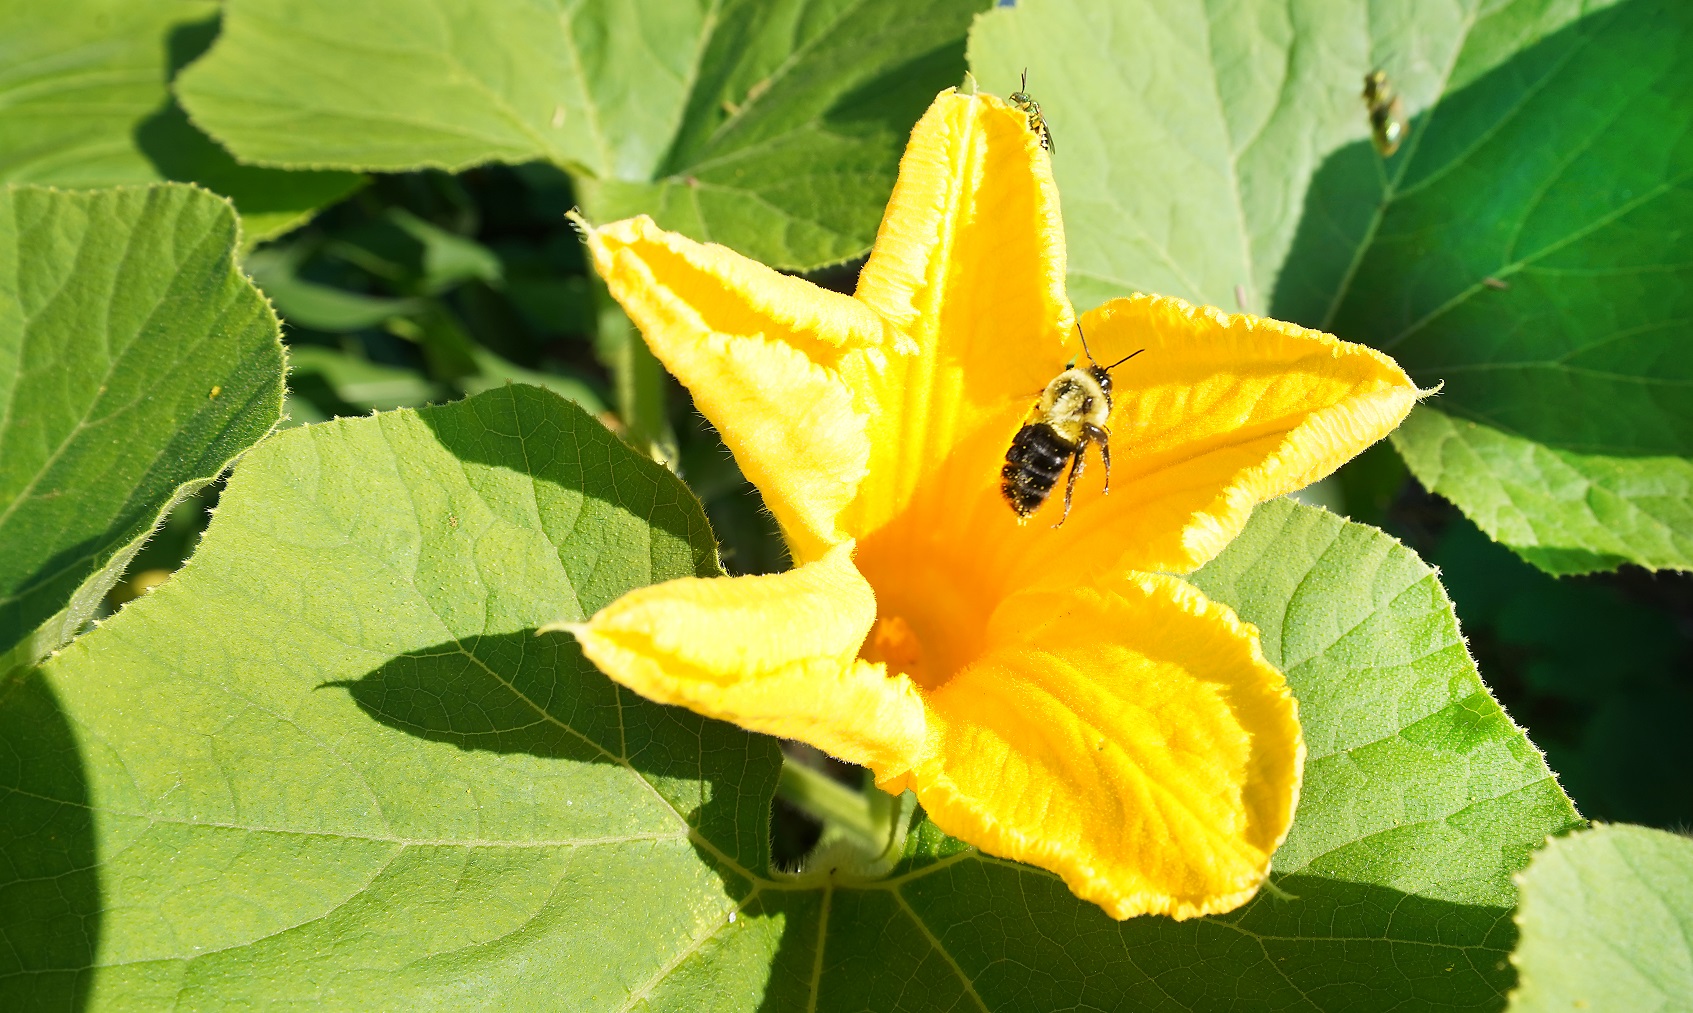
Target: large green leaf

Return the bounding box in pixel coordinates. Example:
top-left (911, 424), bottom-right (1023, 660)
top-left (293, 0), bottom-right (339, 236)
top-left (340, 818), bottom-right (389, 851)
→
top-left (1394, 406), bottom-right (1693, 574)
top-left (1425, 513), bottom-right (1693, 828)
top-left (173, 0), bottom-right (987, 270)
top-left (0, 183), bottom-right (285, 669)
top-left (970, 0), bottom-right (1693, 574)
top-left (0, 0), bottom-right (362, 246)
top-left (751, 500), bottom-right (1579, 1012)
top-left (0, 385), bottom-right (777, 1008)
top-left (0, 389), bottom-right (1580, 1008)
top-left (1507, 824), bottom-right (1693, 1012)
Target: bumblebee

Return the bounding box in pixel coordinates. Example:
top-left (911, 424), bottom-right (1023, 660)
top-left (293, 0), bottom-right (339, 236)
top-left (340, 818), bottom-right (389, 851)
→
top-left (1001, 324), bottom-right (1142, 526)
top-left (1362, 70), bottom-right (1408, 157)
top-left (1009, 70), bottom-right (1054, 152)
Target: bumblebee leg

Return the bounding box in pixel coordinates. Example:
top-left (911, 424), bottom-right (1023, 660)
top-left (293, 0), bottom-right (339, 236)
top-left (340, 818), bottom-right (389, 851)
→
top-left (1054, 434), bottom-right (1088, 528)
top-left (1083, 423), bottom-right (1110, 495)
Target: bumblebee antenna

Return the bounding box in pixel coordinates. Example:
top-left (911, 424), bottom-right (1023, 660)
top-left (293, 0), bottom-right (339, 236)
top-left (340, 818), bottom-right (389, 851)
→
top-left (1077, 322), bottom-right (1143, 370)
top-left (1075, 320), bottom-right (1096, 363)
top-left (1020, 68), bottom-right (1028, 92)
top-left (1106, 348), bottom-right (1145, 371)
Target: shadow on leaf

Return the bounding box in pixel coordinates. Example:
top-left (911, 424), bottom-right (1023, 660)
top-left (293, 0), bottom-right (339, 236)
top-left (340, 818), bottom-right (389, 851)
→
top-left (0, 669), bottom-right (99, 1012)
top-left (324, 628), bottom-right (781, 889)
top-left (781, 852), bottom-right (1522, 1011)
top-left (416, 386), bottom-right (721, 586)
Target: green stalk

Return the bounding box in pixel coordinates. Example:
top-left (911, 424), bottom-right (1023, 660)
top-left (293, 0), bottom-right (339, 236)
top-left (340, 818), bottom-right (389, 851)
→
top-left (776, 760), bottom-right (886, 853)
top-left (588, 272), bottom-right (677, 468)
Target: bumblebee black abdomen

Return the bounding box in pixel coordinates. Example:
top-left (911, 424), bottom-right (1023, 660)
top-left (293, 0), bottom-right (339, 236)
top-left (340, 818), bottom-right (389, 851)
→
top-left (1001, 422), bottom-right (1075, 518)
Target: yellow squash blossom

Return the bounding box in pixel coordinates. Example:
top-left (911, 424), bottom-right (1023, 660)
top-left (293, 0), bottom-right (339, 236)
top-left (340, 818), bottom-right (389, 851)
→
top-left (559, 88), bottom-right (1420, 920)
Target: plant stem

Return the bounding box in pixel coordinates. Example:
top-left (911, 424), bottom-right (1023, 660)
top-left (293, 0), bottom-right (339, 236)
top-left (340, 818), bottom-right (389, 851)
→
top-left (776, 759), bottom-right (885, 852)
top-left (588, 273), bottom-right (677, 468)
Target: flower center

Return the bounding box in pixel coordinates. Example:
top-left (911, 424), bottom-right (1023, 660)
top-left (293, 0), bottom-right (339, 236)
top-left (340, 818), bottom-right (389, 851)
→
top-left (851, 517), bottom-right (1004, 693)
top-left (861, 613), bottom-right (930, 687)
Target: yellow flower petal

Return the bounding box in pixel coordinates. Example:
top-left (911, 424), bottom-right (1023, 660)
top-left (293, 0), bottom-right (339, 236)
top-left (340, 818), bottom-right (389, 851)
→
top-left (572, 85), bottom-right (1422, 922)
top-left (904, 293), bottom-right (1423, 592)
top-left (584, 215), bottom-right (894, 562)
top-left (881, 571), bottom-right (1302, 921)
top-left (1052, 294), bottom-right (1423, 573)
top-left (843, 90), bottom-right (1073, 538)
top-left (564, 541), bottom-right (926, 774)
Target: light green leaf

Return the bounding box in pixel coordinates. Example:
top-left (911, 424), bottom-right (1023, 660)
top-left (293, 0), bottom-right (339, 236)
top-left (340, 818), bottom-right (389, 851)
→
top-left (174, 0), bottom-right (987, 269)
top-left (1394, 405), bottom-right (1693, 574)
top-left (1508, 824), bottom-right (1693, 1013)
top-left (0, 0), bottom-right (362, 246)
top-left (970, 0), bottom-right (1693, 574)
top-left (638, 499), bottom-right (1588, 1009)
top-left (0, 409), bottom-right (1579, 1006)
top-left (0, 183), bottom-right (284, 669)
top-left (0, 385), bottom-right (781, 1008)
top-left (622, 497), bottom-right (1583, 1010)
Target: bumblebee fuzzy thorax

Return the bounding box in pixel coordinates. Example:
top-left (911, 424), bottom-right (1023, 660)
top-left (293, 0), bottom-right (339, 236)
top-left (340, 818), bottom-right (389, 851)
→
top-left (1036, 366), bottom-right (1112, 444)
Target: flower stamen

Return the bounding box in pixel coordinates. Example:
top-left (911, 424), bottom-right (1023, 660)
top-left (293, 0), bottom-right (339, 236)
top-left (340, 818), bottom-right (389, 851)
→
top-left (861, 613), bottom-right (929, 687)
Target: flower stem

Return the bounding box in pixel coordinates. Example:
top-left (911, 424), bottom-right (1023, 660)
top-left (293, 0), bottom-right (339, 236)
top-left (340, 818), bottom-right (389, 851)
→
top-left (588, 273), bottom-right (678, 468)
top-left (776, 759), bottom-right (885, 852)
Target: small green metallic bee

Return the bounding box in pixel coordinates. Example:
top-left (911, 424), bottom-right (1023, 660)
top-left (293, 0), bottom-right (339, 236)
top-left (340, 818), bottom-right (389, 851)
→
top-left (1009, 70), bottom-right (1054, 153)
top-left (1362, 70), bottom-right (1408, 157)
top-left (1001, 324), bottom-right (1143, 526)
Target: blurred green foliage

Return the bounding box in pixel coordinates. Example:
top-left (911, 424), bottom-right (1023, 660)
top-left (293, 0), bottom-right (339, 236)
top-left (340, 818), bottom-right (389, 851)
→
top-left (253, 165), bottom-right (790, 580)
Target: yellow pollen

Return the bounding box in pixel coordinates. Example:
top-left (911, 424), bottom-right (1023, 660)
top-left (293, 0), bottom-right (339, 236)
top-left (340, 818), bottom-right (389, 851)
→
top-left (861, 614), bottom-right (928, 687)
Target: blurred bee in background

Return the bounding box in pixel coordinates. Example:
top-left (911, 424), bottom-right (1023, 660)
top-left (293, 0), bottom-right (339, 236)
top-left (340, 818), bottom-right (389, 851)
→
top-left (1010, 70), bottom-right (1054, 152)
top-left (1001, 324), bottom-right (1142, 526)
top-left (1363, 70), bottom-right (1409, 157)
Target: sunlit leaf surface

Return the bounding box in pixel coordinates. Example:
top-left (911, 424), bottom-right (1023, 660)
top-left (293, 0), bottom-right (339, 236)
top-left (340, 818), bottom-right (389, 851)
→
top-left (0, 0), bottom-right (361, 244)
top-left (176, 0), bottom-right (988, 269)
top-left (0, 387), bottom-right (775, 1008)
top-left (1, 483), bottom-right (1578, 1008)
top-left (0, 184), bottom-right (284, 667)
top-left (1395, 406), bottom-right (1693, 574)
top-left (1508, 824), bottom-right (1693, 1012)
